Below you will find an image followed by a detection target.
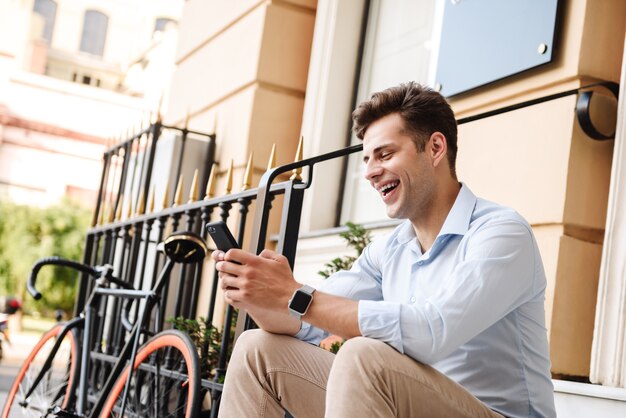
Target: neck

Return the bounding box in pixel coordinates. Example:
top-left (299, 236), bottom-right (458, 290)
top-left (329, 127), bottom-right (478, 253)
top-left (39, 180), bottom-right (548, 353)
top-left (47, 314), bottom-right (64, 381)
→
top-left (412, 179), bottom-right (461, 252)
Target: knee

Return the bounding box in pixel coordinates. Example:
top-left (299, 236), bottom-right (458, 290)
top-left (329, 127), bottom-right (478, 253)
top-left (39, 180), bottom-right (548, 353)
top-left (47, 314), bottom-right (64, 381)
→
top-left (231, 329), bottom-right (280, 358)
top-left (337, 336), bottom-right (390, 357)
top-left (226, 329), bottom-right (278, 380)
top-left (234, 329), bottom-right (270, 349)
top-left (333, 337), bottom-right (390, 372)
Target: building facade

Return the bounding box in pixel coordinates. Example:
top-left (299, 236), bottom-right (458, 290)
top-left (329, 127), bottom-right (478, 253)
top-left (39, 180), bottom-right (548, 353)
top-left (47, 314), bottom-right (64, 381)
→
top-left (164, 1), bottom-right (626, 411)
top-left (0, 0), bottom-right (183, 206)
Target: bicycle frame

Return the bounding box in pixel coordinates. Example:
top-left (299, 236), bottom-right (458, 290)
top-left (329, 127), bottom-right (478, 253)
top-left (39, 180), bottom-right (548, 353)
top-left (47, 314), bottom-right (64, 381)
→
top-left (24, 258), bottom-right (176, 417)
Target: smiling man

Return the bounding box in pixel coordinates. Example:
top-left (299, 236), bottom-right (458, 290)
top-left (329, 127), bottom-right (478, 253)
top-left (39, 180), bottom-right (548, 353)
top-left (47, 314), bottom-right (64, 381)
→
top-left (214, 82), bottom-right (556, 418)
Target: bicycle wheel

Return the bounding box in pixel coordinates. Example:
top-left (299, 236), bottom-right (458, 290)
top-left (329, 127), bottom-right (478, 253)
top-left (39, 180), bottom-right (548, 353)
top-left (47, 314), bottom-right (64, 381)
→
top-left (2, 323), bottom-right (79, 418)
top-left (100, 329), bottom-right (201, 418)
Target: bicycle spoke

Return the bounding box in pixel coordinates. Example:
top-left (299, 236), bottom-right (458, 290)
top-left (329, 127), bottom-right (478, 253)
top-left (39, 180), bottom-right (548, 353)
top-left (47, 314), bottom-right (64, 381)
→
top-left (2, 325), bottom-right (78, 418)
top-left (100, 330), bottom-right (200, 418)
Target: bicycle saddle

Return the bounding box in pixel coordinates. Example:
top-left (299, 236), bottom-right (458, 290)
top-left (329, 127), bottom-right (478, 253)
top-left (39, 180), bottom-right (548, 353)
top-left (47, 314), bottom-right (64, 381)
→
top-left (162, 231), bottom-right (208, 263)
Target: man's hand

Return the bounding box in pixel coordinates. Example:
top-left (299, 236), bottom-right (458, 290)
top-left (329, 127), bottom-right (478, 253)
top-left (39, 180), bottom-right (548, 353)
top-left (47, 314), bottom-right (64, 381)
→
top-left (214, 248), bottom-right (300, 311)
top-left (212, 248), bottom-right (361, 339)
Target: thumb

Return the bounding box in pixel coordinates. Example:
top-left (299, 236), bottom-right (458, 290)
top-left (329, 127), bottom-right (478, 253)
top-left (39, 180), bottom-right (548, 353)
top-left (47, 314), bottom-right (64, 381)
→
top-left (259, 249), bottom-right (284, 262)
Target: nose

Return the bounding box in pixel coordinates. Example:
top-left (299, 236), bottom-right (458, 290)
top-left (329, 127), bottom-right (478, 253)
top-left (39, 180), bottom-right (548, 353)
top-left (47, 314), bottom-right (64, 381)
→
top-left (364, 160), bottom-right (383, 182)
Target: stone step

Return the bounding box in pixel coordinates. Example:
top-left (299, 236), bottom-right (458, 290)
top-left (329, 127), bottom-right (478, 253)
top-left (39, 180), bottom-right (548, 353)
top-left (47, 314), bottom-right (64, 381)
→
top-left (554, 380), bottom-right (626, 417)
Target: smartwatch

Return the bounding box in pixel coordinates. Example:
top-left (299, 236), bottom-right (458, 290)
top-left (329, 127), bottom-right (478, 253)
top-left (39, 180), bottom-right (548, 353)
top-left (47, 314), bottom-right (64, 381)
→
top-left (288, 284), bottom-right (316, 319)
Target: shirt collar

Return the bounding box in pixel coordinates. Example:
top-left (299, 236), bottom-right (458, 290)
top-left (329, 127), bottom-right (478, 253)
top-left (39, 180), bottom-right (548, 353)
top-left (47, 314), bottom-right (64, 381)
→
top-left (438, 182), bottom-right (476, 237)
top-left (395, 183), bottom-right (477, 245)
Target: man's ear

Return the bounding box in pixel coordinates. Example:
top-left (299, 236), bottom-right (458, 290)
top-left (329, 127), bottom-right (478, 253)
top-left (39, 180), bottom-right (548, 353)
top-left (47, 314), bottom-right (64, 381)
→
top-left (429, 132), bottom-right (448, 168)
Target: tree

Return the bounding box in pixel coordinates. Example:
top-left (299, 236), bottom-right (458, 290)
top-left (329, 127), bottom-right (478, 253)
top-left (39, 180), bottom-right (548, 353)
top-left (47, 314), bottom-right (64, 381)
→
top-left (0, 199), bottom-right (91, 316)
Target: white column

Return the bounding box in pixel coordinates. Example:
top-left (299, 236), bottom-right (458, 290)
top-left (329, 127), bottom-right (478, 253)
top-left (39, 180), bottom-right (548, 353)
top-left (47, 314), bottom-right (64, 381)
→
top-left (298, 0), bottom-right (366, 232)
top-left (590, 34), bottom-right (626, 387)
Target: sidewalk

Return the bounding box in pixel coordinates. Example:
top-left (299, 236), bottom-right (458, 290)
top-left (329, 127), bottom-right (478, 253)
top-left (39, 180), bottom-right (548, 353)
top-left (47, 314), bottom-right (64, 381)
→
top-left (0, 330), bottom-right (42, 406)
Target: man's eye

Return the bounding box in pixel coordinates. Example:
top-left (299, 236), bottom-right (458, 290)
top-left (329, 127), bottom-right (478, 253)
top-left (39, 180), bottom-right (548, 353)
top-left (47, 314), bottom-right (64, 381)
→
top-left (381, 152), bottom-right (392, 160)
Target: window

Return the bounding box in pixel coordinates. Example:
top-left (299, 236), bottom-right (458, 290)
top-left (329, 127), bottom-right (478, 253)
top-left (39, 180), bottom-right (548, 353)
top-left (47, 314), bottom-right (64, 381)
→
top-left (32, 0), bottom-right (57, 43)
top-left (154, 17), bottom-right (176, 33)
top-left (80, 10), bottom-right (108, 57)
top-left (340, 0), bottom-right (444, 224)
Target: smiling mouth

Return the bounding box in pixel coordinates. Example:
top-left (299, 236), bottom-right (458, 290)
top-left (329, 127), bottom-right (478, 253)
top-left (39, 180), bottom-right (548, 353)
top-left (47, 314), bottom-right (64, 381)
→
top-left (378, 181), bottom-right (399, 197)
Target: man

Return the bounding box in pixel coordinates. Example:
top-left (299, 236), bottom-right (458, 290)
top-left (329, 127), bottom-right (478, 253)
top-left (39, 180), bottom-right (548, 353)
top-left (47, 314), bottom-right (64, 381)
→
top-left (214, 82), bottom-right (556, 418)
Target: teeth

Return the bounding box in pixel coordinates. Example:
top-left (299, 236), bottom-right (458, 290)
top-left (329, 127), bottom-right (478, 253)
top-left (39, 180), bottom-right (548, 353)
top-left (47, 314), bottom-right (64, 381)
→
top-left (379, 181), bottom-right (398, 193)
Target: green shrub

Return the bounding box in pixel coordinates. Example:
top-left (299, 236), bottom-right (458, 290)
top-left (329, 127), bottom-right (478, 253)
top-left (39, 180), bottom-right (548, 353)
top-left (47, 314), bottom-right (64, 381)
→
top-left (318, 222), bottom-right (372, 279)
top-left (169, 310), bottom-right (238, 381)
top-left (318, 222), bottom-right (372, 353)
top-left (0, 199), bottom-right (91, 316)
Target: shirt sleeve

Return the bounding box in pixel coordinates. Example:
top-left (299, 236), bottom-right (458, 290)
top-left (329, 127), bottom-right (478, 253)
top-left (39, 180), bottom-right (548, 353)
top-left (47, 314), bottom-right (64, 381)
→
top-left (358, 218), bottom-right (539, 364)
top-left (295, 239), bottom-right (385, 345)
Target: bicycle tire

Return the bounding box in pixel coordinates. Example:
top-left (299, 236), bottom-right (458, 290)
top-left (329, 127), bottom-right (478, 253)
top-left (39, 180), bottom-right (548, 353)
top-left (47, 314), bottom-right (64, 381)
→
top-left (2, 323), bottom-right (79, 418)
top-left (99, 329), bottom-right (201, 418)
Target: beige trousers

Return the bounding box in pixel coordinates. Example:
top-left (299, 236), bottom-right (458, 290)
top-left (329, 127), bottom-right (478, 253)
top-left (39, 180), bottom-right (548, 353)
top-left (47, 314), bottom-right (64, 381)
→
top-left (217, 329), bottom-right (504, 418)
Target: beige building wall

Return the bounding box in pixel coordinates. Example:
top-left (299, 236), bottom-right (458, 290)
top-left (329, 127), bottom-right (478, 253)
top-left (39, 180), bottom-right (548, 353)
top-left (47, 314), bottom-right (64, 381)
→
top-left (169, 0), bottom-right (625, 380)
top-left (293, 0), bottom-right (625, 379)
top-left (451, 0), bottom-right (625, 377)
top-left (166, 0), bottom-right (317, 319)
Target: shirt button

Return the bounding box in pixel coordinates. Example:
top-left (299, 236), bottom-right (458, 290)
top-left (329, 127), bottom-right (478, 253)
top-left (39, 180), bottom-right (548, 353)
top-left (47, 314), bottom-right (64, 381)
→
top-left (410, 296), bottom-right (416, 303)
top-left (417, 261), bottom-right (424, 266)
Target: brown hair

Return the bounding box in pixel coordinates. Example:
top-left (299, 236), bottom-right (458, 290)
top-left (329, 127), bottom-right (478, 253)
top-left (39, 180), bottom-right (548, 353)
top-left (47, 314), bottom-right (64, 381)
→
top-left (352, 82), bottom-right (457, 176)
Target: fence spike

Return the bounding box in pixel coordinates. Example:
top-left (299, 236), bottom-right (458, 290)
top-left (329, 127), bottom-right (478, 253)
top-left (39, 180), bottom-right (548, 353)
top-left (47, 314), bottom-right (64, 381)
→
top-left (115, 194), bottom-right (124, 221)
top-left (174, 174), bottom-right (184, 207)
top-left (224, 159), bottom-right (233, 195)
top-left (157, 94), bottom-right (164, 123)
top-left (188, 169), bottom-right (199, 203)
top-left (267, 143), bottom-right (276, 172)
top-left (241, 153), bottom-right (254, 191)
top-left (212, 112), bottom-right (218, 136)
top-left (184, 108), bottom-right (191, 130)
top-left (205, 164), bottom-right (217, 199)
top-left (136, 189), bottom-right (146, 215)
top-left (290, 136), bottom-right (303, 181)
top-left (162, 186), bottom-right (169, 210)
top-left (148, 186), bottom-right (155, 213)
top-left (125, 194), bottom-right (133, 220)
top-left (108, 204), bottom-right (115, 223)
top-left (98, 202), bottom-right (106, 226)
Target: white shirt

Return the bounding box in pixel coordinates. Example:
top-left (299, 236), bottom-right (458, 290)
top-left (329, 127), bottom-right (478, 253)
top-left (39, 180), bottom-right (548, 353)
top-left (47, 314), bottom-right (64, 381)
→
top-left (296, 184), bottom-right (556, 418)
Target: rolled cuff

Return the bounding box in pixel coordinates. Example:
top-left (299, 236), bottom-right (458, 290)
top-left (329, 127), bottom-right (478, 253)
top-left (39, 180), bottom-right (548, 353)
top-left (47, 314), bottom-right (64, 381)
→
top-left (294, 320), bottom-right (328, 346)
top-left (358, 299), bottom-right (404, 353)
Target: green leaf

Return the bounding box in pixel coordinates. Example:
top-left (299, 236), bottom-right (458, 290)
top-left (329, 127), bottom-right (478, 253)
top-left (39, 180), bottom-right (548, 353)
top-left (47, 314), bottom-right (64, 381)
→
top-left (317, 222), bottom-right (372, 278)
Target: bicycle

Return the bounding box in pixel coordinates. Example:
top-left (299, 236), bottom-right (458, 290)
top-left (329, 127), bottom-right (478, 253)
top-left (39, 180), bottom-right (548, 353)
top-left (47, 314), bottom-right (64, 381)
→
top-left (1, 231), bottom-right (208, 418)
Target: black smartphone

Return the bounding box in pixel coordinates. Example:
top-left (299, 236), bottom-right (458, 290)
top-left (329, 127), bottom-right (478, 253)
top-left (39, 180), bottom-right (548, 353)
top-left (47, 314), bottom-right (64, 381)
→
top-left (206, 220), bottom-right (240, 252)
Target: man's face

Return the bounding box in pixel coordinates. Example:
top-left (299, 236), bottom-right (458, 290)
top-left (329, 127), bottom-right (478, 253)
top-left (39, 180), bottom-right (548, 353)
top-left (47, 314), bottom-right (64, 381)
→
top-left (362, 113), bottom-right (435, 223)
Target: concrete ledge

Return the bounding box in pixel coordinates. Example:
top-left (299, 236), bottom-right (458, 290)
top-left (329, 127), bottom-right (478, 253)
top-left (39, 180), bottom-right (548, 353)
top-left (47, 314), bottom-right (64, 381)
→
top-left (553, 380), bottom-right (626, 401)
top-left (553, 379), bottom-right (626, 418)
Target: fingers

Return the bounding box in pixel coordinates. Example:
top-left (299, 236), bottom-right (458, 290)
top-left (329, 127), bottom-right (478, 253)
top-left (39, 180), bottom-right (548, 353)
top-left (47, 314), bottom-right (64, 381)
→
top-left (223, 289), bottom-right (239, 306)
top-left (259, 249), bottom-right (287, 263)
top-left (224, 289), bottom-right (233, 303)
top-left (211, 250), bottom-right (225, 262)
top-left (219, 248), bottom-right (285, 265)
top-left (219, 273), bottom-right (238, 291)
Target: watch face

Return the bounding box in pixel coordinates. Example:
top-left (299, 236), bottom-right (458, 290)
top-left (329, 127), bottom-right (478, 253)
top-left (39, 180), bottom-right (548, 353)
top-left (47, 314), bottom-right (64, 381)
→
top-left (290, 290), bottom-right (313, 313)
